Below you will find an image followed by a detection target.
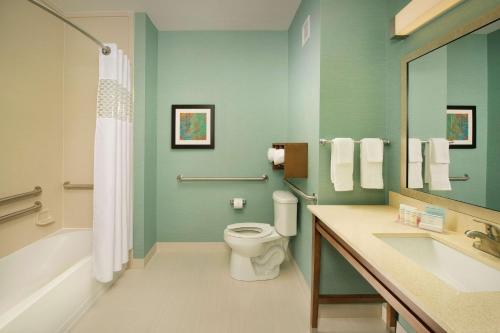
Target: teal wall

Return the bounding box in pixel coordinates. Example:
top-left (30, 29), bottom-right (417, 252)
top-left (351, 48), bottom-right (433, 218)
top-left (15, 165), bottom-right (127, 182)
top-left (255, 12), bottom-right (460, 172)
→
top-left (487, 30), bottom-right (500, 210)
top-left (155, 32), bottom-right (288, 242)
top-left (447, 35), bottom-right (488, 206)
top-left (133, 13), bottom-right (158, 258)
top-left (287, 0), bottom-right (320, 285)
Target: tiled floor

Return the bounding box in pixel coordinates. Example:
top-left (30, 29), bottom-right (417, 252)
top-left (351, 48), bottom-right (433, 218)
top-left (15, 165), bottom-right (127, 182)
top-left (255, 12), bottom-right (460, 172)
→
top-left (71, 244), bottom-right (389, 333)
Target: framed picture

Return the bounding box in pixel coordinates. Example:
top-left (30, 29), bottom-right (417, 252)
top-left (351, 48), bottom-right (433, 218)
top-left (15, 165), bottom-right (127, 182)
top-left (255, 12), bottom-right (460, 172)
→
top-left (446, 105), bottom-right (476, 149)
top-left (171, 105), bottom-right (215, 149)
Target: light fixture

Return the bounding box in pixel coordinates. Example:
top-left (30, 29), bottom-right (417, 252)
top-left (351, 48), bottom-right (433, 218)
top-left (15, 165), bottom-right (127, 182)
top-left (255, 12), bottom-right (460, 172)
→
top-left (393, 0), bottom-right (466, 38)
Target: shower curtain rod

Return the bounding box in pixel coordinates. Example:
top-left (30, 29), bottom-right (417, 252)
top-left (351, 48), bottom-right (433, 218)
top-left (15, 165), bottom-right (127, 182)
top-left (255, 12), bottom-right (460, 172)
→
top-left (26, 0), bottom-right (111, 55)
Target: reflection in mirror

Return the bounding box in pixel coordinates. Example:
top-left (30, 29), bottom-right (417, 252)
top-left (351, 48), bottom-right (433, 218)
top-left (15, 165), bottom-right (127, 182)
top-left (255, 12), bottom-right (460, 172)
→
top-left (407, 19), bottom-right (500, 212)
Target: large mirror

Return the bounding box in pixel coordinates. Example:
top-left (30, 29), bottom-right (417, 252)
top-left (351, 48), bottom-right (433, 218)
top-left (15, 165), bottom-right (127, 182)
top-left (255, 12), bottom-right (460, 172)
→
top-left (406, 18), bottom-right (500, 212)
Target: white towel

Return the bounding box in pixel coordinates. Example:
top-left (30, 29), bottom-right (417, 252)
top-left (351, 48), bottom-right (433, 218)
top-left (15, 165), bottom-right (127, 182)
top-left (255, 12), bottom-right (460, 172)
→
top-left (426, 138), bottom-right (451, 191)
top-left (330, 138), bottom-right (354, 191)
top-left (360, 138), bottom-right (384, 189)
top-left (408, 138), bottom-right (423, 189)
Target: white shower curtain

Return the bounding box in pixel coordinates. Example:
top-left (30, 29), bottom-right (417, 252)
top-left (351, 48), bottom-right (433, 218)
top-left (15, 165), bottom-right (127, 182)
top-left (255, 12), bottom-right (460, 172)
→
top-left (93, 44), bottom-right (133, 283)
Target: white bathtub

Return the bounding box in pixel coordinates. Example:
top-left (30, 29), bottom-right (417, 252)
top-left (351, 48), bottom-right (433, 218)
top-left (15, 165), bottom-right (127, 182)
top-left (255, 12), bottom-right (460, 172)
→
top-left (0, 229), bottom-right (110, 333)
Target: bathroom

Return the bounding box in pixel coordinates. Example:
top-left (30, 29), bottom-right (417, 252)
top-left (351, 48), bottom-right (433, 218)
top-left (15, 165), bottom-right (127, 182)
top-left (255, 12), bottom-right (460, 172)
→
top-left (0, 0), bottom-right (499, 332)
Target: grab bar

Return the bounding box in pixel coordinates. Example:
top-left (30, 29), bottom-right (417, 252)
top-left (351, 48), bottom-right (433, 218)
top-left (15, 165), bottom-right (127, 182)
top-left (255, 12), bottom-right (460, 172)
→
top-left (320, 138), bottom-right (390, 145)
top-left (0, 201), bottom-right (42, 224)
top-left (63, 181), bottom-right (94, 190)
top-left (449, 174), bottom-right (469, 181)
top-left (177, 174), bottom-right (268, 182)
top-left (0, 186), bottom-right (42, 206)
top-left (284, 179), bottom-right (318, 204)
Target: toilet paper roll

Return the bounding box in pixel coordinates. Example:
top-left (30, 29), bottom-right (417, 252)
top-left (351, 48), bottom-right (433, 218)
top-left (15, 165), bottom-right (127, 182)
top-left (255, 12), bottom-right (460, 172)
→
top-left (273, 149), bottom-right (285, 165)
top-left (267, 148), bottom-right (276, 162)
top-left (232, 198), bottom-right (244, 209)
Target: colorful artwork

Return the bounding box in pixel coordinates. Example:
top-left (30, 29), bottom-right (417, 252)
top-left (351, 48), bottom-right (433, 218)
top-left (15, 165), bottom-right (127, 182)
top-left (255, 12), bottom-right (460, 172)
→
top-left (447, 113), bottom-right (469, 141)
top-left (171, 105), bottom-right (215, 149)
top-left (446, 106), bottom-right (476, 149)
top-left (180, 113), bottom-right (207, 140)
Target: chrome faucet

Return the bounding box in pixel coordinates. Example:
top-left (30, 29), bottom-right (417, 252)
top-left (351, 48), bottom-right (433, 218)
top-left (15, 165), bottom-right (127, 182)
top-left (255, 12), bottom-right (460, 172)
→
top-left (465, 219), bottom-right (500, 258)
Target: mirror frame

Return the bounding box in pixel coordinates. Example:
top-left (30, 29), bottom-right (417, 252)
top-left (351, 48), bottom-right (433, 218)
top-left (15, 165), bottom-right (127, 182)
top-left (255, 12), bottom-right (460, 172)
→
top-left (400, 6), bottom-right (500, 223)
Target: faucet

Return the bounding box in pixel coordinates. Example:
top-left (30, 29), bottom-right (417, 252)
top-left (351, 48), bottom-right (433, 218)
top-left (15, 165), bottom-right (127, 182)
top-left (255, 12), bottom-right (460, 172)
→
top-left (465, 219), bottom-right (500, 258)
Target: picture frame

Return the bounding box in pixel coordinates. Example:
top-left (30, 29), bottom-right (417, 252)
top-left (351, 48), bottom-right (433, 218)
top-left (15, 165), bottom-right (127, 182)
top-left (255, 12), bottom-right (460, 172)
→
top-left (446, 105), bottom-right (476, 149)
top-left (171, 105), bottom-right (215, 149)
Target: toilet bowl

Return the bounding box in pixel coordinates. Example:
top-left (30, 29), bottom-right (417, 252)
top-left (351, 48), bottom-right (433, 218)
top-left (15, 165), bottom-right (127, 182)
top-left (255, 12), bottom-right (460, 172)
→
top-left (223, 191), bottom-right (298, 281)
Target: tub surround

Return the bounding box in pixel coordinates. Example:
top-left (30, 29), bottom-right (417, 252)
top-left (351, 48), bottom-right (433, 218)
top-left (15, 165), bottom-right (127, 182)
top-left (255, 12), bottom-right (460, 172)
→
top-left (308, 196), bottom-right (500, 333)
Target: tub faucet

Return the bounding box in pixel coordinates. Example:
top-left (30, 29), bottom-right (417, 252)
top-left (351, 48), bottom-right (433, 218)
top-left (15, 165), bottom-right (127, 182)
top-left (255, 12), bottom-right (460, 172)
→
top-left (465, 219), bottom-right (500, 258)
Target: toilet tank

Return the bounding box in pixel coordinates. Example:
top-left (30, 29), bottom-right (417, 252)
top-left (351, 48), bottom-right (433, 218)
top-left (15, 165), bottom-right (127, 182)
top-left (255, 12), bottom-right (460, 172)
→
top-left (273, 191), bottom-right (298, 236)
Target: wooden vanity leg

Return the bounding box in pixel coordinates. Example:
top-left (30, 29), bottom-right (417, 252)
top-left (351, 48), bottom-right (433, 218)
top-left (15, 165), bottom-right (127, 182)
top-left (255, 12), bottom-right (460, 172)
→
top-left (386, 303), bottom-right (397, 329)
top-left (310, 216), bottom-right (321, 329)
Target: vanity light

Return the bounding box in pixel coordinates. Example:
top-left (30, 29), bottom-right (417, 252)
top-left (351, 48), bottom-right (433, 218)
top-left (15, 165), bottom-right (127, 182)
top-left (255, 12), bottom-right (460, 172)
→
top-left (393, 0), bottom-right (466, 37)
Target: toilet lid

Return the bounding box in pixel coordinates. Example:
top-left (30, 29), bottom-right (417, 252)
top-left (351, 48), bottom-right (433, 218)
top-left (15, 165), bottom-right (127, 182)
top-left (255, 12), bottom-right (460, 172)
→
top-left (225, 223), bottom-right (273, 239)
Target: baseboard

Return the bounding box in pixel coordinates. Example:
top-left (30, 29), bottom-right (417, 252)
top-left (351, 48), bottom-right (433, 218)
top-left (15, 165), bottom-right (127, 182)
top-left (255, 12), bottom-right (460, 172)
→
top-left (129, 243), bottom-right (158, 269)
top-left (156, 242), bottom-right (226, 252)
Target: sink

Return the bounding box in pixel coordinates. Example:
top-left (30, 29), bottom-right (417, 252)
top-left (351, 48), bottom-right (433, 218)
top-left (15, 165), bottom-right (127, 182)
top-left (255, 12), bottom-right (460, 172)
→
top-left (377, 235), bottom-right (500, 292)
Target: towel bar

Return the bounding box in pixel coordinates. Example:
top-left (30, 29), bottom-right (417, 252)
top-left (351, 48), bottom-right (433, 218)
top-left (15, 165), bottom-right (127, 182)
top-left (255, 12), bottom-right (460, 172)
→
top-left (320, 138), bottom-right (390, 145)
top-left (177, 175), bottom-right (268, 182)
top-left (0, 201), bottom-right (42, 224)
top-left (0, 186), bottom-right (42, 206)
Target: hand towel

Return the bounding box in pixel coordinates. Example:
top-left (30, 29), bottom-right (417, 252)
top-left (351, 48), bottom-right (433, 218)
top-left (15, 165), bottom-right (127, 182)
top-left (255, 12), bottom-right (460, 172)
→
top-left (427, 138), bottom-right (451, 191)
top-left (360, 138), bottom-right (384, 189)
top-left (430, 138), bottom-right (450, 164)
top-left (330, 138), bottom-right (354, 191)
top-left (408, 138), bottom-right (423, 189)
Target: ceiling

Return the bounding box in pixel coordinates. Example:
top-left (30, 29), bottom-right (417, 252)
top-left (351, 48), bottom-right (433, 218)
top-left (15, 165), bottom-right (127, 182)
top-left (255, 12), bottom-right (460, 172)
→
top-left (48, 0), bottom-right (301, 31)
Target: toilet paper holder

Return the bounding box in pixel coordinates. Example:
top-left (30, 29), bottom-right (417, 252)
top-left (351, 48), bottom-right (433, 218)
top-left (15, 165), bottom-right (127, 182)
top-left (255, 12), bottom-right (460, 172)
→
top-left (230, 199), bottom-right (246, 208)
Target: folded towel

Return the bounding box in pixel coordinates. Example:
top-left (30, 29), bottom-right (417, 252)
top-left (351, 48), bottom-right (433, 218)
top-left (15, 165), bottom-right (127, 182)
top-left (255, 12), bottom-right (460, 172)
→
top-left (408, 138), bottom-right (423, 189)
top-left (425, 138), bottom-right (451, 191)
top-left (430, 138), bottom-right (450, 163)
top-left (331, 138), bottom-right (354, 191)
top-left (360, 138), bottom-right (384, 189)
top-left (408, 138), bottom-right (423, 163)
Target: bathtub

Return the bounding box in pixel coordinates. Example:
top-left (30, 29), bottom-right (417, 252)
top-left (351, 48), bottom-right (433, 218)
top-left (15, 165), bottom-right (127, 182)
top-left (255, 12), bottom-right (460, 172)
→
top-left (0, 228), bottom-right (110, 333)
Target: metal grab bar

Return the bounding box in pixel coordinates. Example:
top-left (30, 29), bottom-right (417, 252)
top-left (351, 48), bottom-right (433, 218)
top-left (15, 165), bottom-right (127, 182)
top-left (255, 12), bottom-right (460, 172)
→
top-left (177, 175), bottom-right (268, 182)
top-left (63, 181), bottom-right (94, 190)
top-left (26, 0), bottom-right (111, 55)
top-left (0, 201), bottom-right (42, 224)
top-left (449, 174), bottom-right (470, 181)
top-left (0, 186), bottom-right (42, 206)
top-left (320, 138), bottom-right (390, 145)
top-left (284, 179), bottom-right (318, 204)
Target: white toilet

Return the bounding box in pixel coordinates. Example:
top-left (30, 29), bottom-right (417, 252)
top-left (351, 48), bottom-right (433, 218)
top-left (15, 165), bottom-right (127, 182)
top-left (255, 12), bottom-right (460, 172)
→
top-left (223, 191), bottom-right (298, 281)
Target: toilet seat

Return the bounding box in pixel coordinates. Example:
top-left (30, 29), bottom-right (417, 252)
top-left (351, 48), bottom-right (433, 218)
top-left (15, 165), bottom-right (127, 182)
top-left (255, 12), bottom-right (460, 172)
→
top-left (225, 223), bottom-right (273, 239)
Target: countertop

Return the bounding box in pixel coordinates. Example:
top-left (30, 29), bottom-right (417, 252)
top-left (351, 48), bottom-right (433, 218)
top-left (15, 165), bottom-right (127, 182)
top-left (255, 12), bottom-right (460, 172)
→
top-left (308, 205), bottom-right (500, 333)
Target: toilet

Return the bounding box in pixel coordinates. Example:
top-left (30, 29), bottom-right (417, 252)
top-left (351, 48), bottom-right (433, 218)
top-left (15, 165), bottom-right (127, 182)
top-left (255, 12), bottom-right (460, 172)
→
top-left (223, 191), bottom-right (298, 281)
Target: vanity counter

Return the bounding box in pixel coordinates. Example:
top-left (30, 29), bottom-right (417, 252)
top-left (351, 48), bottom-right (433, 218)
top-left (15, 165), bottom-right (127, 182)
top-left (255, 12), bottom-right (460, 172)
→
top-left (308, 205), bottom-right (500, 333)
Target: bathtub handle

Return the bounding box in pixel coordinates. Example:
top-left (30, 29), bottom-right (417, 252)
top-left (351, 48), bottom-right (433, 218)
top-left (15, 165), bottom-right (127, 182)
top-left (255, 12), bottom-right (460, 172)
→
top-left (0, 186), bottom-right (42, 205)
top-left (0, 201), bottom-right (42, 224)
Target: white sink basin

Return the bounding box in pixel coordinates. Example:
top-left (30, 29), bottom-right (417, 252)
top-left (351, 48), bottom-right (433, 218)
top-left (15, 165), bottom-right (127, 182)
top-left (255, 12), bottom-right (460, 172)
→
top-left (377, 235), bottom-right (500, 292)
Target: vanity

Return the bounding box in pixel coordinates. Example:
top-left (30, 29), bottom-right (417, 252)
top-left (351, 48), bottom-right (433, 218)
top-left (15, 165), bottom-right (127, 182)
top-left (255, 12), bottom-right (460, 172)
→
top-left (308, 197), bottom-right (500, 333)
top-left (309, 7), bottom-right (500, 333)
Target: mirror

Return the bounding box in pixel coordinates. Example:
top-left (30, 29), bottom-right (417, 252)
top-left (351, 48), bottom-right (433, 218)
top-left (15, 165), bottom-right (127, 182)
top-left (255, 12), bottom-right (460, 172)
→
top-left (406, 19), bottom-right (500, 212)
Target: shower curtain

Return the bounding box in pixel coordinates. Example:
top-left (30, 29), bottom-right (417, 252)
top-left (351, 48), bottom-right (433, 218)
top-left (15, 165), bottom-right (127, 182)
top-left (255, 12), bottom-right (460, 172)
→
top-left (93, 44), bottom-right (133, 283)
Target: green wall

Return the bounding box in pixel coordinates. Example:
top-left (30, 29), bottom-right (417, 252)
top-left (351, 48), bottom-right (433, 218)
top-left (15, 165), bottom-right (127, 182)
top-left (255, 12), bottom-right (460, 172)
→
top-left (287, 0), bottom-right (320, 286)
top-left (155, 32), bottom-right (288, 242)
top-left (487, 30), bottom-right (500, 210)
top-left (133, 13), bottom-right (158, 258)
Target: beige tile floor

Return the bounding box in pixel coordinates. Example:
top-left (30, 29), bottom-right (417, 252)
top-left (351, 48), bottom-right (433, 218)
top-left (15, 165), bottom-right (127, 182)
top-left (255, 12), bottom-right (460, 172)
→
top-left (70, 244), bottom-right (389, 333)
